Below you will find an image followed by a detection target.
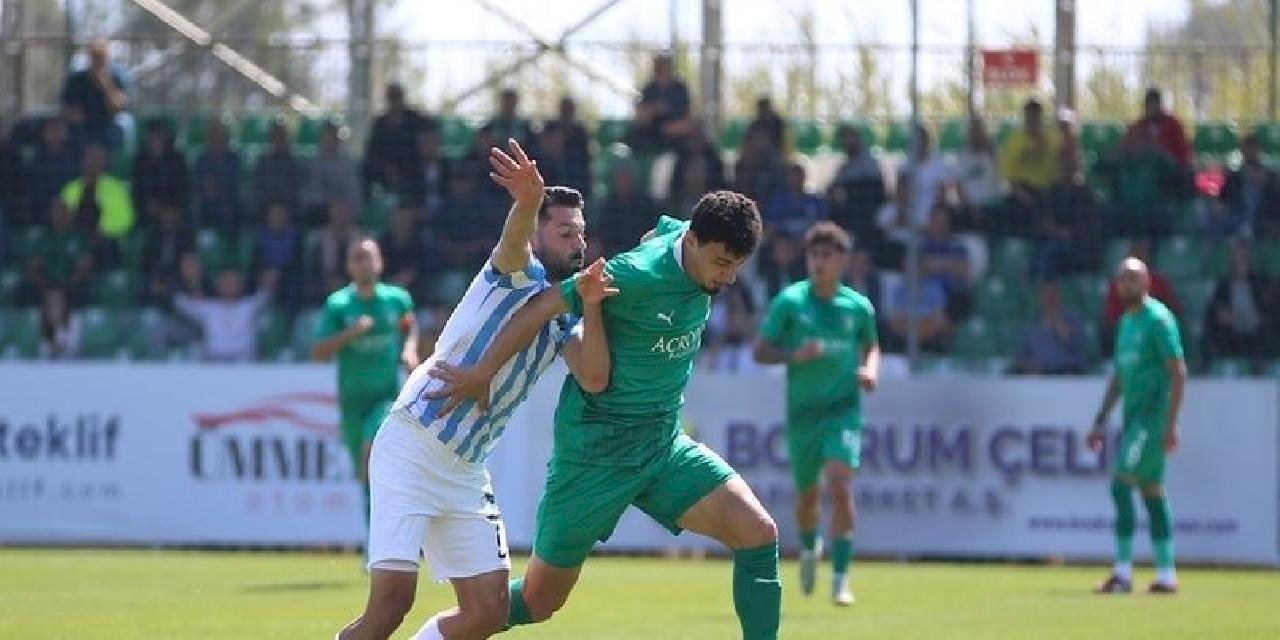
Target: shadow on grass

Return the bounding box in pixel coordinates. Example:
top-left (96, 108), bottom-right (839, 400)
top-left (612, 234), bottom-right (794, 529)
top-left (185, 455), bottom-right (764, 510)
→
top-left (241, 580), bottom-right (352, 594)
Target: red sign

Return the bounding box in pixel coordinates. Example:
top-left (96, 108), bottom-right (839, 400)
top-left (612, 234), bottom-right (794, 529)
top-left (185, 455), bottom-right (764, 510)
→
top-left (981, 49), bottom-right (1039, 86)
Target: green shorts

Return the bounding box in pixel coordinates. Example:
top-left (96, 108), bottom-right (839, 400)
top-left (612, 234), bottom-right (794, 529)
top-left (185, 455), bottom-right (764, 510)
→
top-left (339, 393), bottom-right (395, 470)
top-left (533, 432), bottom-right (737, 568)
top-left (786, 411), bottom-right (862, 492)
top-left (1115, 421), bottom-right (1166, 485)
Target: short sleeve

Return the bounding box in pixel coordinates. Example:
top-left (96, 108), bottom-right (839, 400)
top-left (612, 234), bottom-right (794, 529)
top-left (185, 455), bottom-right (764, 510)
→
top-left (398, 288), bottom-right (415, 315)
top-left (315, 297), bottom-right (344, 339)
top-left (1153, 311), bottom-right (1184, 361)
top-left (758, 295), bottom-right (792, 346)
top-left (654, 214), bottom-right (688, 237)
top-left (483, 259), bottom-right (547, 290)
top-left (856, 298), bottom-right (879, 349)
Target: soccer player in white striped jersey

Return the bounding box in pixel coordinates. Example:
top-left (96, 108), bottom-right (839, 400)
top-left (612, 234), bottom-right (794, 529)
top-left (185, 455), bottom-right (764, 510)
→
top-left (337, 140), bottom-right (617, 640)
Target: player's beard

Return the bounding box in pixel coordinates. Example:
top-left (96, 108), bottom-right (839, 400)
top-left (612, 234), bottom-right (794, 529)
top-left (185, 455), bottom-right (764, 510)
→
top-left (545, 250), bottom-right (585, 282)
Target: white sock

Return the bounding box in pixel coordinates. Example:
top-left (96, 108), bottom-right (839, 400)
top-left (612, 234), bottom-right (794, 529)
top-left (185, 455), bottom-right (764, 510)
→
top-left (412, 615), bottom-right (444, 640)
top-left (1112, 562), bottom-right (1133, 580)
top-left (833, 573), bottom-right (849, 590)
top-left (1156, 567), bottom-right (1178, 585)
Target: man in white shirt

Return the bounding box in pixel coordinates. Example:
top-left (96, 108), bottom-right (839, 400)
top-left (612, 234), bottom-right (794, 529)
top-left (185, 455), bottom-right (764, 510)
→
top-left (173, 268), bottom-right (270, 362)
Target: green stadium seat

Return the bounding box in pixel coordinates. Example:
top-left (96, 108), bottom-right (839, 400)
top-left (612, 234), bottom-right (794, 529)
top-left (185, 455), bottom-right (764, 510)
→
top-left (994, 120), bottom-right (1018, 146)
top-left (296, 116), bottom-right (324, 146)
top-left (124, 308), bottom-right (168, 361)
top-left (990, 238), bottom-right (1032, 281)
top-left (196, 228), bottom-right (229, 272)
top-left (92, 269), bottom-right (138, 308)
top-left (77, 307), bottom-right (128, 359)
top-left (1253, 121), bottom-right (1280, 156)
top-left (1080, 121), bottom-right (1125, 158)
top-left (952, 318), bottom-right (998, 360)
top-left (790, 119), bottom-right (824, 155)
top-left (595, 118), bottom-right (630, 148)
top-left (1058, 275), bottom-right (1106, 321)
top-left (1, 308), bottom-right (40, 358)
top-left (1154, 236), bottom-right (1202, 281)
top-left (183, 113), bottom-right (210, 151)
top-left (1177, 278), bottom-right (1216, 327)
top-left (976, 276), bottom-right (1031, 332)
top-left (440, 117), bottom-right (475, 159)
top-left (938, 118), bottom-right (967, 153)
top-left (882, 120), bottom-right (912, 153)
top-left (363, 189), bottom-right (397, 235)
top-left (1207, 358), bottom-right (1251, 377)
top-left (830, 120), bottom-right (878, 150)
top-left (10, 227), bottom-right (45, 265)
top-left (291, 307), bottom-right (324, 360)
top-left (238, 113), bottom-right (268, 146)
top-left (1193, 122), bottom-right (1239, 159)
top-left (121, 230), bottom-right (147, 273)
top-left (0, 269), bottom-right (17, 305)
top-left (719, 119), bottom-right (749, 151)
top-left (256, 308), bottom-right (291, 360)
top-left (1252, 239), bottom-right (1280, 278)
top-left (913, 356), bottom-right (959, 376)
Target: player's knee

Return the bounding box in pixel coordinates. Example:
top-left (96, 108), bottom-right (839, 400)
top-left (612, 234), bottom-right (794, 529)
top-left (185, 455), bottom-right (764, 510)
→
top-left (460, 591), bottom-right (510, 635)
top-left (737, 511), bottom-right (778, 548)
top-left (370, 584), bottom-right (415, 623)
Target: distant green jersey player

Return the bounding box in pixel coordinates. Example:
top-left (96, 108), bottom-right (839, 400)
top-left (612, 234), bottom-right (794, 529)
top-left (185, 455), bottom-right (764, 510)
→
top-left (754, 222), bottom-right (879, 606)
top-left (312, 239), bottom-right (419, 521)
top-left (1088, 257), bottom-right (1186, 595)
top-left (429, 192), bottom-right (782, 639)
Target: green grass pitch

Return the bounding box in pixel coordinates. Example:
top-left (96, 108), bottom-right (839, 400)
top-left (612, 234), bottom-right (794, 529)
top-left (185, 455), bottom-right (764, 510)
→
top-left (1, 549), bottom-right (1277, 639)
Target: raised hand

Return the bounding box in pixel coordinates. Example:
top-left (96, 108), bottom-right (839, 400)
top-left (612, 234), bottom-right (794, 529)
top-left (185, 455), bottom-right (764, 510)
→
top-left (574, 258), bottom-right (620, 305)
top-left (489, 139), bottom-right (545, 206)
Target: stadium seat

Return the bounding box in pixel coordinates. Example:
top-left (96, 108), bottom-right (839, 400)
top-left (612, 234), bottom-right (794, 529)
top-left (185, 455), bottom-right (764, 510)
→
top-left (1193, 122), bottom-right (1239, 160)
top-left (0, 308), bottom-right (39, 358)
top-left (440, 117), bottom-right (475, 159)
top-left (975, 276), bottom-right (1031, 333)
top-left (1154, 236), bottom-right (1202, 281)
top-left (994, 120), bottom-right (1018, 146)
top-left (830, 119), bottom-right (878, 150)
top-left (256, 308), bottom-right (292, 360)
top-left (290, 307), bottom-right (324, 360)
top-left (913, 356), bottom-right (959, 376)
top-left (9, 227), bottom-right (45, 265)
top-left (238, 113), bottom-right (269, 146)
top-left (125, 308), bottom-right (169, 361)
top-left (719, 118), bottom-right (749, 151)
top-left (0, 269), bottom-right (18, 305)
top-left (1207, 358), bottom-right (1251, 377)
top-left (92, 270), bottom-right (139, 308)
top-left (952, 318), bottom-right (998, 360)
top-left (1253, 121), bottom-right (1280, 156)
top-left (196, 228), bottom-right (230, 272)
top-left (183, 113), bottom-right (209, 151)
top-left (296, 115), bottom-right (324, 146)
top-left (595, 118), bottom-right (630, 148)
top-left (1177, 278), bottom-right (1216, 328)
top-left (1079, 121), bottom-right (1125, 158)
top-left (1252, 239), bottom-right (1280, 278)
top-left (790, 119), bottom-right (824, 155)
top-left (77, 307), bottom-right (128, 359)
top-left (990, 238), bottom-right (1031, 281)
top-left (1059, 274), bottom-right (1106, 321)
top-left (121, 230), bottom-right (148, 273)
top-left (938, 118), bottom-right (967, 153)
top-left (882, 120), bottom-right (912, 153)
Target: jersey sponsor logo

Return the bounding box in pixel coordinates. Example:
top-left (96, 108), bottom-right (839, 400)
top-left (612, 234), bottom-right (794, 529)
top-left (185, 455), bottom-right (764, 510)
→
top-left (650, 328), bottom-right (702, 359)
top-left (656, 310), bottom-right (675, 325)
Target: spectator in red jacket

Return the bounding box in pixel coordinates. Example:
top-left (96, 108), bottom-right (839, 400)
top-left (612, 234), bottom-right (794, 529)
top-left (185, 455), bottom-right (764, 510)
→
top-left (1100, 238), bottom-right (1182, 356)
top-left (1124, 88), bottom-right (1191, 168)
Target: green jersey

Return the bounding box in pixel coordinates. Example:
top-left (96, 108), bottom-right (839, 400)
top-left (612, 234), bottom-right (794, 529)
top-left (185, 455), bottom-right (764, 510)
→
top-left (1114, 297), bottom-right (1183, 428)
top-left (556, 215), bottom-right (708, 465)
top-left (760, 280), bottom-right (877, 418)
top-left (316, 283), bottom-right (415, 399)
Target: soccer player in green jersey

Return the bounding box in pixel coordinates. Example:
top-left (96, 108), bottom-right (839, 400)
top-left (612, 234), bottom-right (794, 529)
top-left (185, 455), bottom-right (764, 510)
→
top-left (312, 239), bottom-right (419, 524)
top-left (428, 191), bottom-right (781, 639)
top-left (753, 222), bottom-right (879, 606)
top-left (1087, 257), bottom-right (1186, 594)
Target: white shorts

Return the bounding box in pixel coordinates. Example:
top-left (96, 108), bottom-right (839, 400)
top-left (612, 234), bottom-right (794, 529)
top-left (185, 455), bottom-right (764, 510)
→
top-left (366, 410), bottom-right (511, 580)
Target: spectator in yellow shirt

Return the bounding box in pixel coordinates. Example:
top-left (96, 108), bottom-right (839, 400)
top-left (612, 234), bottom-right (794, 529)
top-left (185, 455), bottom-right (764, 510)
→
top-left (998, 98), bottom-right (1061, 235)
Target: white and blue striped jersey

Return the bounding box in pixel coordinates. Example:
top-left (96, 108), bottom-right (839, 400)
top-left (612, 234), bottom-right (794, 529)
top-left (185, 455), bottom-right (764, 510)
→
top-left (393, 257), bottom-right (578, 463)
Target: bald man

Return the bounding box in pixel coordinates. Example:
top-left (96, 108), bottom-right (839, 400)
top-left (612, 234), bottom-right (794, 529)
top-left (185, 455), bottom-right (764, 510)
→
top-left (1087, 258), bottom-right (1187, 594)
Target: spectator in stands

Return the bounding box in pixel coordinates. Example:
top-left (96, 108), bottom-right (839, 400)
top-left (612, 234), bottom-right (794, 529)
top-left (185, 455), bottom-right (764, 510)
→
top-left (764, 163), bottom-right (828, 240)
top-left (827, 123), bottom-right (894, 267)
top-left (599, 162), bottom-right (656, 258)
top-left (1101, 239), bottom-right (1182, 356)
top-left (252, 118), bottom-right (305, 221)
top-left (758, 232), bottom-right (805, 301)
top-left (885, 277), bottom-right (952, 354)
top-left (745, 96), bottom-right (785, 153)
top-left (627, 52), bottom-right (694, 152)
top-left (60, 143), bottom-right (134, 252)
top-left (459, 124), bottom-right (506, 203)
top-left (845, 247), bottom-right (884, 315)
top-left (16, 201), bottom-right (93, 307)
top-left (192, 117), bottom-right (243, 233)
top-left (365, 82), bottom-right (434, 200)
top-left (542, 95), bottom-right (592, 165)
top-left (670, 127), bottom-right (727, 198)
top-left (1012, 281), bottom-right (1089, 375)
top-left (702, 279), bottom-right (759, 373)
top-left (407, 122), bottom-right (451, 220)
top-left (1216, 134), bottom-right (1280, 238)
top-left (919, 205), bottom-right (973, 322)
top-left (955, 117), bottom-right (1004, 231)
top-left (140, 202), bottom-right (197, 307)
top-left (1056, 108), bottom-right (1082, 185)
top-left (378, 205), bottom-right (430, 303)
top-left (60, 39), bottom-right (129, 150)
top-left (485, 88), bottom-right (534, 149)
top-left (734, 126), bottom-right (786, 206)
top-left (891, 125), bottom-right (955, 235)
top-left (1126, 87), bottom-right (1192, 168)
top-left (302, 120), bottom-right (362, 227)
top-left (174, 267), bottom-right (271, 362)
top-left (1101, 125), bottom-right (1181, 240)
top-left (1203, 239), bottom-right (1278, 368)
top-left (28, 116), bottom-right (80, 229)
top-left (311, 198), bottom-right (363, 302)
top-left (439, 170), bottom-right (493, 273)
top-left (0, 116), bottom-right (25, 231)
top-left (668, 152), bottom-right (713, 219)
top-left (38, 288), bottom-right (82, 359)
top-left (536, 124), bottom-right (592, 201)
top-left (1035, 114), bottom-right (1099, 282)
top-left (998, 98), bottom-right (1061, 236)
top-left (131, 119), bottom-right (189, 229)
top-left (253, 202), bottom-right (303, 313)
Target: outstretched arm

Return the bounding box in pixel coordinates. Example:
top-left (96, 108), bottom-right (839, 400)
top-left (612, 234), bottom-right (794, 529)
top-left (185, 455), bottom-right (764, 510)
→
top-left (489, 139), bottom-right (545, 274)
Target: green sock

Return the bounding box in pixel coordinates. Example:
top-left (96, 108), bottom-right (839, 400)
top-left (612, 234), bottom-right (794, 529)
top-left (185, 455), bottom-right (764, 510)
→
top-left (733, 542), bottom-right (781, 640)
top-left (830, 534), bottom-right (853, 576)
top-left (1110, 481), bottom-right (1135, 564)
top-left (507, 578), bottom-right (533, 627)
top-left (800, 528), bottom-right (818, 553)
top-left (1144, 494), bottom-right (1175, 569)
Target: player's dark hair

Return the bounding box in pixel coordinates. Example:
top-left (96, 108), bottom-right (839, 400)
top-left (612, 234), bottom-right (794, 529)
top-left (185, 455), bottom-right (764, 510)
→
top-left (539, 186), bottom-right (584, 222)
top-left (689, 190), bottom-right (762, 258)
top-left (804, 221), bottom-right (851, 253)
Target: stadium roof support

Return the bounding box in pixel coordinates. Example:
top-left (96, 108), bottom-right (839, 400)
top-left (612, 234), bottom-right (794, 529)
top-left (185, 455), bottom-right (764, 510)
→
top-left (126, 0), bottom-right (320, 116)
top-left (441, 0), bottom-right (638, 112)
